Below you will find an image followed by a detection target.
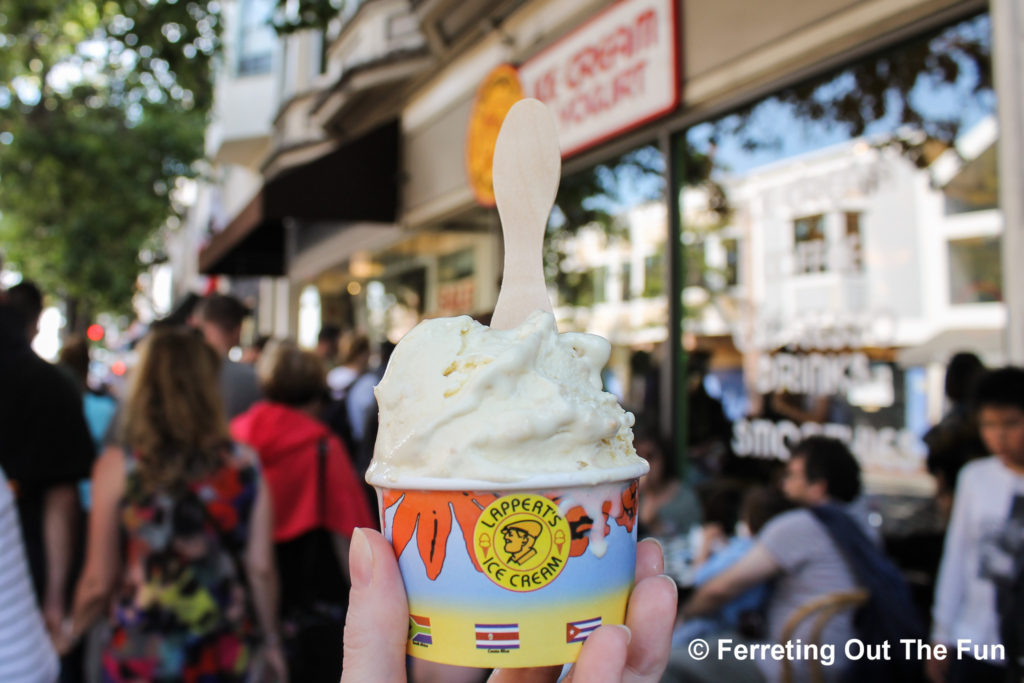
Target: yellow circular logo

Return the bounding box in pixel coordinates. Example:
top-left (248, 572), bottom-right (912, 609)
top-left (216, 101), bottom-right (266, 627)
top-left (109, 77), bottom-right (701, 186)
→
top-left (473, 493), bottom-right (571, 592)
top-left (465, 64), bottom-right (524, 207)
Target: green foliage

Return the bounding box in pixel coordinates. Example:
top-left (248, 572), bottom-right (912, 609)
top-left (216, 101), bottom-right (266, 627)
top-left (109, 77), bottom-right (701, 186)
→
top-left (0, 0), bottom-right (220, 321)
top-left (272, 0), bottom-right (345, 34)
top-left (707, 14), bottom-right (993, 169)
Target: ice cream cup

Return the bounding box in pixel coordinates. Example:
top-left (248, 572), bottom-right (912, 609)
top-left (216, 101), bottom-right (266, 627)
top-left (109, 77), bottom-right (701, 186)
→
top-left (373, 464), bottom-right (647, 668)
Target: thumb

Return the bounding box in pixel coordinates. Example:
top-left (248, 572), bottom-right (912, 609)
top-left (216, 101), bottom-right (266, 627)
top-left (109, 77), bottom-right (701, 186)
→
top-left (341, 528), bottom-right (409, 682)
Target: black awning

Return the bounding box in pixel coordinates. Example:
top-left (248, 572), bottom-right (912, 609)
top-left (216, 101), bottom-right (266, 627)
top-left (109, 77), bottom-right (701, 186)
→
top-left (199, 119), bottom-right (399, 276)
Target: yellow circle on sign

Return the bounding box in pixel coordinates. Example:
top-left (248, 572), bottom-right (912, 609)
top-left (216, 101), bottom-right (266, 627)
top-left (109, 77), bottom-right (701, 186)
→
top-left (465, 64), bottom-right (524, 207)
top-left (473, 493), bottom-right (571, 592)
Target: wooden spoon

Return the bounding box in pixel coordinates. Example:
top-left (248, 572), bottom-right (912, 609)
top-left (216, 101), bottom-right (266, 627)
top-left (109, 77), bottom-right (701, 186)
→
top-left (490, 98), bottom-right (561, 330)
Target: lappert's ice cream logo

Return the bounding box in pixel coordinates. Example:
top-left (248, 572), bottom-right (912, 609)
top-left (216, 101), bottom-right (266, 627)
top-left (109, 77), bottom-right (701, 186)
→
top-left (474, 494), bottom-right (571, 592)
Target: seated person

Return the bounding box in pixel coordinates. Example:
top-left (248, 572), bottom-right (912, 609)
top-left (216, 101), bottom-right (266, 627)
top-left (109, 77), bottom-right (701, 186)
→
top-left (665, 437), bottom-right (869, 683)
top-left (673, 484), bottom-right (791, 646)
top-left (636, 432), bottom-right (701, 538)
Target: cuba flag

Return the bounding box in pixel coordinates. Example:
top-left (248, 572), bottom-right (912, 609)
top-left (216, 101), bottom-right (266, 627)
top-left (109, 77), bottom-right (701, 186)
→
top-left (566, 617), bottom-right (601, 643)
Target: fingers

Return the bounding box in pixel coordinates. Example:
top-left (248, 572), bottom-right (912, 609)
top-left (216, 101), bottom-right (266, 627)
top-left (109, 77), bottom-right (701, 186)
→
top-left (563, 625), bottom-right (630, 683)
top-left (341, 528), bottom-right (409, 683)
top-left (623, 574), bottom-right (677, 682)
top-left (635, 538), bottom-right (664, 583)
top-left (491, 539), bottom-right (673, 683)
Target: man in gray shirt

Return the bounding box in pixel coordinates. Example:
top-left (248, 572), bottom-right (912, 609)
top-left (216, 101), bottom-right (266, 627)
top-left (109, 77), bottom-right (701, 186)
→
top-left (190, 294), bottom-right (260, 419)
top-left (666, 437), bottom-right (866, 683)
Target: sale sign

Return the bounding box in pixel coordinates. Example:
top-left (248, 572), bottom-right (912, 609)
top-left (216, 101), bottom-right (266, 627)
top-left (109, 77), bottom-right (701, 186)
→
top-left (517, 0), bottom-right (679, 157)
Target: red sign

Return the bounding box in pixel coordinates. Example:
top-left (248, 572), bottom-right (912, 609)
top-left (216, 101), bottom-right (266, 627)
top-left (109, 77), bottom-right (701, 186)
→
top-left (438, 278), bottom-right (475, 315)
top-left (517, 0), bottom-right (679, 157)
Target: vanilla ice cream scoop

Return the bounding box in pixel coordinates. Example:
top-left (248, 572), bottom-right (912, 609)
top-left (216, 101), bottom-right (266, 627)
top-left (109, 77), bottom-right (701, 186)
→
top-left (366, 311), bottom-right (645, 485)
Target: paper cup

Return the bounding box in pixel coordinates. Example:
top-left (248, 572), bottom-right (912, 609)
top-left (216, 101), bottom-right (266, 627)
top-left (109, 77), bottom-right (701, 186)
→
top-left (374, 468), bottom-right (644, 668)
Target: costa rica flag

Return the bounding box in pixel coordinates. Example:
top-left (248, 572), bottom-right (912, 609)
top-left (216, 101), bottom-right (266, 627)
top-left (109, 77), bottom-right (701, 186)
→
top-left (475, 623), bottom-right (520, 649)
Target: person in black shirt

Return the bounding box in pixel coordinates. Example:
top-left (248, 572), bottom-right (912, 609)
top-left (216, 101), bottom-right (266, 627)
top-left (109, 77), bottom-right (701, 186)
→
top-left (0, 282), bottom-right (94, 650)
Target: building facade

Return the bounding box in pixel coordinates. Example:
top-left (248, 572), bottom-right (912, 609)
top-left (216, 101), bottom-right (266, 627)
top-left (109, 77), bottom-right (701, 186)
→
top-left (181, 0), bottom-right (1021, 488)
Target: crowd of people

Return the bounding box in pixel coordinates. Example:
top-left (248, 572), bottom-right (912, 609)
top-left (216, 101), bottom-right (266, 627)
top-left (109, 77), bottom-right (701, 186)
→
top-left (0, 285), bottom-right (383, 682)
top-left (635, 352), bottom-right (1024, 683)
top-left (3, 279), bottom-right (1024, 683)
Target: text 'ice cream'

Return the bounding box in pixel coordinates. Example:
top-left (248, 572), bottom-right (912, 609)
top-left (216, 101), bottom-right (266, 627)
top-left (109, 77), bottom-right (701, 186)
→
top-left (366, 311), bottom-right (646, 485)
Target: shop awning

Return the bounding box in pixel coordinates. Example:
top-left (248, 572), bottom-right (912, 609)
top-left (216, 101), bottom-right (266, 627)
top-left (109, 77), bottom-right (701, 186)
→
top-left (199, 119), bottom-right (399, 276)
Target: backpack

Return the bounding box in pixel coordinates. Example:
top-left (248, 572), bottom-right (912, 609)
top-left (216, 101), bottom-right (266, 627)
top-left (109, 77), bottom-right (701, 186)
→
top-left (276, 437), bottom-right (348, 682)
top-left (810, 505), bottom-right (927, 682)
top-left (322, 371), bottom-right (371, 459)
top-left (323, 394), bottom-right (358, 458)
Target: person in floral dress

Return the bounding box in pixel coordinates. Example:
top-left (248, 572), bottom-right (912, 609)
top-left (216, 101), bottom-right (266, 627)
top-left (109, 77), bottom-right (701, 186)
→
top-left (61, 327), bottom-right (286, 682)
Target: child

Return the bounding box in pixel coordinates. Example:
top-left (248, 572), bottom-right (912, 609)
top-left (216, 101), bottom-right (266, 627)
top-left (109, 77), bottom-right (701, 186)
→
top-left (930, 366), bottom-right (1024, 683)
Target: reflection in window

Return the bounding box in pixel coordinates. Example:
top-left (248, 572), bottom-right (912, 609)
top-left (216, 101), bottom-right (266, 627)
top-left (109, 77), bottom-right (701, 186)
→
top-left (558, 270), bottom-right (596, 308)
top-left (722, 238), bottom-right (739, 286)
top-left (439, 248), bottom-right (475, 283)
top-left (948, 236), bottom-right (1002, 304)
top-left (793, 215), bottom-right (827, 274)
top-left (643, 250), bottom-right (666, 298)
top-left (592, 266), bottom-right (608, 304)
top-left (942, 143), bottom-right (999, 214)
top-left (237, 0), bottom-right (276, 76)
top-left (843, 212), bottom-right (864, 271)
top-left (676, 12), bottom-right (1000, 478)
top-left (548, 144), bottom-right (666, 311)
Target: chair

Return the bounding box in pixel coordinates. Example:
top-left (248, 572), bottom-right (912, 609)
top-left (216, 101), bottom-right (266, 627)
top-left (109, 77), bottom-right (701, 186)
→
top-left (779, 589), bottom-right (869, 683)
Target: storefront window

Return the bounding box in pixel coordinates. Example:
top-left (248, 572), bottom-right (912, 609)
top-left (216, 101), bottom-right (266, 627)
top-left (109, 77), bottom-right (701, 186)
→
top-left (676, 12), bottom-right (1000, 489)
top-left (547, 143), bottom-right (667, 420)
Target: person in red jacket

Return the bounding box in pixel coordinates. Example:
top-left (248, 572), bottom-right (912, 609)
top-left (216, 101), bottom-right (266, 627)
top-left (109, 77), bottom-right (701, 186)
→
top-left (231, 340), bottom-right (375, 683)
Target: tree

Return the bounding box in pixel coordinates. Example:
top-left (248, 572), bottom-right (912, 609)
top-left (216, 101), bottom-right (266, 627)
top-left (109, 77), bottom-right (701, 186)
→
top-left (271, 0), bottom-right (344, 34)
top-left (0, 0), bottom-right (220, 327)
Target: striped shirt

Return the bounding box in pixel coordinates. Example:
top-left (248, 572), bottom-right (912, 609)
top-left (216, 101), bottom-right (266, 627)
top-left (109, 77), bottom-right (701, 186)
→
top-left (0, 468), bottom-right (59, 683)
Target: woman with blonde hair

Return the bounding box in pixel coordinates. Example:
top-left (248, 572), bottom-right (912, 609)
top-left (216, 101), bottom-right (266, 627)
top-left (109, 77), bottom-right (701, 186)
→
top-left (61, 327), bottom-right (286, 682)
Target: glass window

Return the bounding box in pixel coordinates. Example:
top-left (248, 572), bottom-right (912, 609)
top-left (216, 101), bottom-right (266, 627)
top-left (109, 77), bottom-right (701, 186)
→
top-left (948, 236), bottom-right (1002, 304)
top-left (676, 12), bottom-right (1000, 489)
top-left (793, 215), bottom-right (827, 274)
top-left (547, 142), bottom-right (666, 421)
top-left (844, 212), bottom-right (864, 272)
top-left (439, 248), bottom-right (475, 283)
top-left (237, 0), bottom-right (276, 76)
top-left (643, 249), bottom-right (666, 298)
top-left (722, 237), bottom-right (739, 286)
top-left (592, 265), bottom-right (608, 304)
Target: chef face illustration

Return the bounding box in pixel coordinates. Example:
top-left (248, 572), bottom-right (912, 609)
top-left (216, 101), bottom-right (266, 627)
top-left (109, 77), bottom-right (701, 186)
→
top-left (501, 520), bottom-right (542, 566)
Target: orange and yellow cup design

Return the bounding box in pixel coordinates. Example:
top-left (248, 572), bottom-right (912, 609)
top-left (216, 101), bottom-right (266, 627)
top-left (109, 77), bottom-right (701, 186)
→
top-left (376, 479), bottom-right (640, 668)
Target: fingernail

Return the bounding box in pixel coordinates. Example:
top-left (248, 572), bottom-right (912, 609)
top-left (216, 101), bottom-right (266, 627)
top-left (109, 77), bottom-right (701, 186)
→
top-left (640, 536), bottom-right (664, 555)
top-left (350, 527), bottom-right (372, 589)
top-left (613, 624), bottom-right (633, 644)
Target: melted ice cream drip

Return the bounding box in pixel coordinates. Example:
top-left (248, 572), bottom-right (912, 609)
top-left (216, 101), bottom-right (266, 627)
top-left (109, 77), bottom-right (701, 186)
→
top-left (557, 483), bottom-right (626, 558)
